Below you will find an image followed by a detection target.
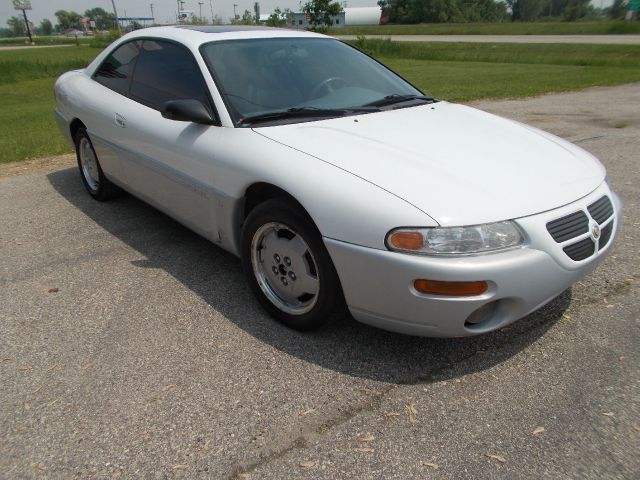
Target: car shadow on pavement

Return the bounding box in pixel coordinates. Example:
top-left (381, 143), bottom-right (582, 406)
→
top-left (48, 168), bottom-right (569, 384)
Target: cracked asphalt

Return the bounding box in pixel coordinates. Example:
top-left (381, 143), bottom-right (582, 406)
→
top-left (1, 84), bottom-right (639, 479)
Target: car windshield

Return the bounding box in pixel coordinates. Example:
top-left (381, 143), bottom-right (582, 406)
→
top-left (200, 37), bottom-right (424, 125)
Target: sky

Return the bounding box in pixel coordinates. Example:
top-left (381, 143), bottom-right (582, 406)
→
top-left (1, 0), bottom-right (379, 26)
top-left (1, 0), bottom-right (615, 28)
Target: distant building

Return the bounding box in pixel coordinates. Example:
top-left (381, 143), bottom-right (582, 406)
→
top-left (289, 6), bottom-right (381, 29)
top-left (291, 12), bottom-right (345, 29)
top-left (344, 7), bottom-right (382, 25)
top-left (628, 0), bottom-right (640, 19)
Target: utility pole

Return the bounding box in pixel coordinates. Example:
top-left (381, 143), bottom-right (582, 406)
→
top-left (198, 2), bottom-right (204, 19)
top-left (13, 1), bottom-right (33, 43)
top-left (209, 0), bottom-right (215, 23)
top-left (111, 0), bottom-right (121, 30)
top-left (150, 3), bottom-right (155, 25)
top-left (233, 4), bottom-right (238, 19)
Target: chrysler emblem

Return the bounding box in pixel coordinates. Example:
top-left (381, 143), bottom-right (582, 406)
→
top-left (592, 224), bottom-right (601, 239)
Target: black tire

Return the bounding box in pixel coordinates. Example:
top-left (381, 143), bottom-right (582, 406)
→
top-left (241, 198), bottom-right (344, 331)
top-left (74, 127), bottom-right (120, 201)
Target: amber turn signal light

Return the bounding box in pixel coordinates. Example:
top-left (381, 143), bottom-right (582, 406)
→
top-left (388, 231), bottom-right (424, 250)
top-left (414, 279), bottom-right (488, 296)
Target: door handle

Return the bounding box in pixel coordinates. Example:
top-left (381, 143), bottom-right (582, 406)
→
top-left (114, 113), bottom-right (127, 128)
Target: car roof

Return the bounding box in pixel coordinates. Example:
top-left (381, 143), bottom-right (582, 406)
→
top-left (120, 25), bottom-right (327, 49)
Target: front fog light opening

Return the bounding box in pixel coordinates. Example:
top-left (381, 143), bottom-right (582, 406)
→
top-left (464, 301), bottom-right (499, 328)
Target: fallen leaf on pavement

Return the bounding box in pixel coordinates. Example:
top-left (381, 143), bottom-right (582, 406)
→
top-left (355, 448), bottom-right (374, 453)
top-left (82, 362), bottom-right (93, 370)
top-left (32, 463), bottom-right (46, 473)
top-left (163, 384), bottom-right (177, 391)
top-left (618, 356), bottom-right (625, 363)
top-left (532, 426), bottom-right (545, 435)
top-left (602, 412), bottom-right (614, 417)
top-left (422, 462), bottom-right (439, 469)
top-left (299, 461), bottom-right (316, 469)
top-left (485, 453), bottom-right (506, 463)
top-left (48, 288), bottom-right (59, 293)
top-left (359, 387), bottom-right (377, 395)
top-left (561, 313), bottom-right (571, 320)
top-left (31, 384), bottom-right (43, 395)
top-left (237, 473), bottom-right (251, 479)
top-left (385, 412), bottom-right (400, 419)
top-left (172, 464), bottom-right (187, 470)
top-left (407, 402), bottom-right (417, 424)
top-left (298, 408), bottom-right (316, 417)
top-left (358, 434), bottom-right (375, 443)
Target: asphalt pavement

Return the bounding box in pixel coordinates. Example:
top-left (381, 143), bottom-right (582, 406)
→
top-left (1, 84), bottom-right (638, 479)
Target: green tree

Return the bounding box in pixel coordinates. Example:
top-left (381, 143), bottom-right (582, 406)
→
top-left (266, 7), bottom-right (294, 26)
top-left (55, 10), bottom-right (83, 31)
top-left (302, 0), bottom-right (343, 30)
top-left (38, 19), bottom-right (53, 35)
top-left (84, 7), bottom-right (116, 30)
top-left (6, 15), bottom-right (26, 36)
top-left (606, 0), bottom-right (628, 19)
top-left (561, 0), bottom-right (591, 20)
top-left (233, 9), bottom-right (256, 24)
top-left (511, 0), bottom-right (546, 20)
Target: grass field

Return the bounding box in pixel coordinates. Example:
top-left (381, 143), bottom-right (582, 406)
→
top-left (1, 42), bottom-right (639, 163)
top-left (331, 21), bottom-right (640, 36)
top-left (0, 46), bottom-right (96, 163)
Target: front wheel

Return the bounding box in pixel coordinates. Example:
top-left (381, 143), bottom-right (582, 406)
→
top-left (241, 199), bottom-right (344, 331)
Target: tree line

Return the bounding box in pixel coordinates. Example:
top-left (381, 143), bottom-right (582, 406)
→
top-left (380, 0), bottom-right (633, 23)
top-left (5, 8), bottom-right (117, 37)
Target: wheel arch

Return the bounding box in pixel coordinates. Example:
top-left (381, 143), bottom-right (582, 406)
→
top-left (69, 118), bottom-right (87, 142)
top-left (232, 182), bottom-right (317, 255)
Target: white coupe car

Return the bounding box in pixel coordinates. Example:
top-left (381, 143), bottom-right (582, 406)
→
top-left (54, 26), bottom-right (621, 337)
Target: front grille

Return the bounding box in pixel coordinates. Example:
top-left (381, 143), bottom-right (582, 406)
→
top-left (563, 238), bottom-right (595, 261)
top-left (546, 211), bottom-right (589, 243)
top-left (546, 195), bottom-right (615, 262)
top-left (587, 196), bottom-right (614, 224)
top-left (599, 222), bottom-right (613, 250)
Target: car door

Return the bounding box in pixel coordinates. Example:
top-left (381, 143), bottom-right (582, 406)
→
top-left (111, 39), bottom-right (226, 241)
top-left (87, 40), bottom-right (142, 180)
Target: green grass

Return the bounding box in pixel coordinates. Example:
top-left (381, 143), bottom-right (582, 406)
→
top-left (1, 42), bottom-right (639, 163)
top-left (0, 46), bottom-right (97, 85)
top-left (332, 21), bottom-right (640, 36)
top-left (0, 35), bottom-right (92, 46)
top-left (383, 58), bottom-right (640, 101)
top-left (0, 47), bottom-right (98, 163)
top-left (348, 39), bottom-right (640, 67)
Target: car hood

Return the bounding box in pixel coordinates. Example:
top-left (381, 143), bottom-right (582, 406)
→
top-left (255, 102), bottom-right (605, 226)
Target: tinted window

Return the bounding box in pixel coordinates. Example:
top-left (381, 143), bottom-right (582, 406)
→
top-left (130, 40), bottom-right (210, 111)
top-left (93, 41), bottom-right (140, 95)
top-left (201, 38), bottom-right (421, 122)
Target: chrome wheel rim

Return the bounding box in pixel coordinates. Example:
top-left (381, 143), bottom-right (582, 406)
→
top-left (79, 137), bottom-right (99, 191)
top-left (251, 222), bottom-right (320, 315)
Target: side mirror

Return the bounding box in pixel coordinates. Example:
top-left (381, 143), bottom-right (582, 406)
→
top-left (161, 99), bottom-right (215, 124)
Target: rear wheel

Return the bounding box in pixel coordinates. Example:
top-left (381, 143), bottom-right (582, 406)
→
top-left (241, 199), bottom-right (344, 331)
top-left (74, 127), bottom-right (120, 201)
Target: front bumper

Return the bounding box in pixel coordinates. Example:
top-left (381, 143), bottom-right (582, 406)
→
top-left (324, 184), bottom-right (621, 337)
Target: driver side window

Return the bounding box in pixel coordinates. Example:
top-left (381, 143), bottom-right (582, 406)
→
top-left (130, 40), bottom-right (211, 113)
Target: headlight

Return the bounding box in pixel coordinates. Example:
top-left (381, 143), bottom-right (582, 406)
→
top-left (386, 221), bottom-right (524, 255)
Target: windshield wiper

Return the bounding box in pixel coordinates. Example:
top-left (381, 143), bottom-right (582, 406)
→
top-left (364, 94), bottom-right (436, 108)
top-left (238, 106), bottom-right (376, 126)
